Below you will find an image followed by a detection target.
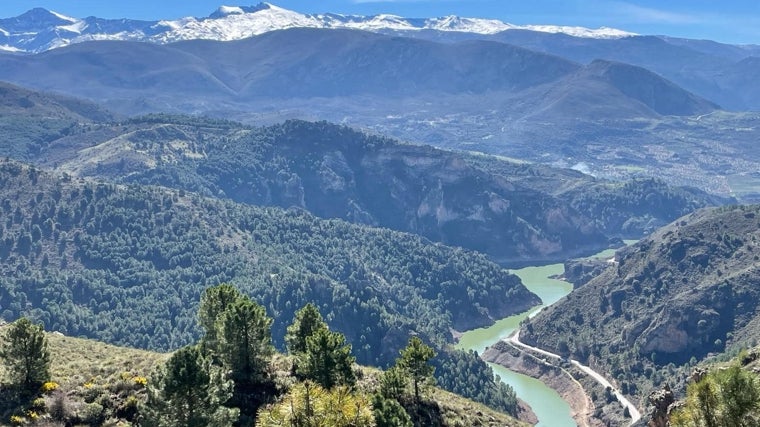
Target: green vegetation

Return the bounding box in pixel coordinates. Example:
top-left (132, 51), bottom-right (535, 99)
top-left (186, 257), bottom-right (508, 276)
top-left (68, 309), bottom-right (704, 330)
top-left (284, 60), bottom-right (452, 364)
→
top-left (286, 303), bottom-right (326, 355)
top-left (256, 382), bottom-right (374, 427)
top-left (434, 349), bottom-right (518, 416)
top-left (522, 205), bottom-right (760, 401)
top-left (0, 159), bottom-right (531, 420)
top-left (0, 317), bottom-right (51, 392)
top-left (397, 337), bottom-right (436, 403)
top-left (0, 108), bottom-right (722, 265)
top-left (1, 295), bottom-right (527, 426)
top-left (198, 283), bottom-right (244, 358)
top-left (0, 159), bottom-right (533, 365)
top-left (142, 345), bottom-right (238, 427)
top-left (297, 328), bottom-right (356, 389)
top-left (670, 359), bottom-right (760, 426)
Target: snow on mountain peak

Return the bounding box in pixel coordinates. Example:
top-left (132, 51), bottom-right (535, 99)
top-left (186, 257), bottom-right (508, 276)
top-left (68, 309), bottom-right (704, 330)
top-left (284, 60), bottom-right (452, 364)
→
top-left (0, 3), bottom-right (637, 53)
top-left (521, 24), bottom-right (636, 39)
top-left (154, 3), bottom-right (637, 43)
top-left (426, 16), bottom-right (511, 34)
top-left (49, 10), bottom-right (78, 23)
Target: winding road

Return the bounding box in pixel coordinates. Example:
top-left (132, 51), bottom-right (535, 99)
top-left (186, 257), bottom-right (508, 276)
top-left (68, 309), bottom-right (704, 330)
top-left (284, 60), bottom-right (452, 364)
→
top-left (507, 329), bottom-right (642, 425)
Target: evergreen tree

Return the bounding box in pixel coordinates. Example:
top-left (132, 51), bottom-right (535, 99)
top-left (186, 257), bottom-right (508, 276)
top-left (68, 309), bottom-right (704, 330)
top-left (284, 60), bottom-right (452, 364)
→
top-left (285, 303), bottom-right (327, 355)
top-left (372, 394), bottom-right (413, 427)
top-left (255, 382), bottom-right (374, 427)
top-left (142, 345), bottom-right (237, 427)
top-left (220, 298), bottom-right (274, 386)
top-left (379, 366), bottom-right (407, 400)
top-left (670, 365), bottom-right (760, 427)
top-left (198, 284), bottom-right (244, 356)
top-left (397, 337), bottom-right (436, 403)
top-left (0, 317), bottom-right (51, 390)
top-left (297, 328), bottom-right (356, 389)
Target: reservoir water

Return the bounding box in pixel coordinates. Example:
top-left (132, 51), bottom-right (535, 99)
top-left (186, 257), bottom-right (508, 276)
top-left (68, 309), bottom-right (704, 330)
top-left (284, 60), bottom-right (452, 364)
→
top-left (457, 244), bottom-right (634, 426)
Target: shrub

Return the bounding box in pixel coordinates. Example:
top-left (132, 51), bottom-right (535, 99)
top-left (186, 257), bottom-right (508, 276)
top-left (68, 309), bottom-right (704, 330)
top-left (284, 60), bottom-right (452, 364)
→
top-left (41, 381), bottom-right (59, 393)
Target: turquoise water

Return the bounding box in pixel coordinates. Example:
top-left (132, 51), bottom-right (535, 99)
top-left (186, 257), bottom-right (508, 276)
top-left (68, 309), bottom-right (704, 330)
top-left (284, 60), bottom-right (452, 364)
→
top-left (457, 244), bottom-right (636, 427)
top-left (456, 243), bottom-right (636, 426)
top-left (457, 262), bottom-right (576, 426)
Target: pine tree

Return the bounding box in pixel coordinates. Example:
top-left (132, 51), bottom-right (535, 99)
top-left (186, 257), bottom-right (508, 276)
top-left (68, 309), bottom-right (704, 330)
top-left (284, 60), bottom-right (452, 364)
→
top-left (379, 366), bottom-right (407, 400)
top-left (255, 382), bottom-right (374, 427)
top-left (285, 303), bottom-right (327, 355)
top-left (297, 328), bottom-right (356, 389)
top-left (397, 337), bottom-right (436, 403)
top-left (0, 317), bottom-right (51, 390)
top-left (198, 284), bottom-right (244, 356)
top-left (372, 393), bottom-right (413, 427)
top-left (670, 364), bottom-right (760, 427)
top-left (142, 345), bottom-right (238, 427)
top-left (220, 298), bottom-right (274, 386)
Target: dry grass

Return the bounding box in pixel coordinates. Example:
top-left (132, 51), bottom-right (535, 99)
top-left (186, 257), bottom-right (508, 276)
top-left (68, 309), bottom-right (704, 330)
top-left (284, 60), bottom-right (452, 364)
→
top-left (1, 326), bottom-right (526, 427)
top-left (45, 333), bottom-right (169, 388)
top-left (355, 365), bottom-right (528, 427)
top-left (0, 324), bottom-right (168, 387)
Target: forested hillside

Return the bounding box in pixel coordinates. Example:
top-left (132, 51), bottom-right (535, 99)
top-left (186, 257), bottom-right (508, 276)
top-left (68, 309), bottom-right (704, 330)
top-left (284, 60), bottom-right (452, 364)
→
top-left (0, 104), bottom-right (725, 265)
top-left (0, 159), bottom-right (537, 366)
top-left (520, 205), bottom-right (760, 400)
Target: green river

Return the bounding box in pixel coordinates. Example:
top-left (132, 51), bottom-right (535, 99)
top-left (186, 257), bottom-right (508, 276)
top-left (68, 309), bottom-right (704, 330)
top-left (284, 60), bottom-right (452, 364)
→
top-left (457, 245), bottom-right (631, 426)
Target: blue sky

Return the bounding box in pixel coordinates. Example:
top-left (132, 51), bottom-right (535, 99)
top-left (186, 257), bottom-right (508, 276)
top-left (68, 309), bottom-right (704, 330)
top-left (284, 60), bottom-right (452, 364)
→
top-left (1, 0), bottom-right (759, 44)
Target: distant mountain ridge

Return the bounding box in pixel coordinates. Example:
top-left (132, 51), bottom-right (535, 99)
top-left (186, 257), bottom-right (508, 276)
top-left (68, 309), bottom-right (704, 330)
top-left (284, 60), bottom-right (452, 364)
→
top-left (0, 83), bottom-right (730, 266)
top-left (0, 2), bottom-right (635, 53)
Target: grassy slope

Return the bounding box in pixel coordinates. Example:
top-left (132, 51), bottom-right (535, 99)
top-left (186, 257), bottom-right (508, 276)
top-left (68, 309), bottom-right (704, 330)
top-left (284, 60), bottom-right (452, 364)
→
top-left (0, 323), bottom-right (526, 427)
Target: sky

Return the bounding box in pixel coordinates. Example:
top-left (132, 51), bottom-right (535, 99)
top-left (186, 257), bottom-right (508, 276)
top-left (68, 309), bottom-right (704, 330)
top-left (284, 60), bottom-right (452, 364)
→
top-left (1, 0), bottom-right (759, 45)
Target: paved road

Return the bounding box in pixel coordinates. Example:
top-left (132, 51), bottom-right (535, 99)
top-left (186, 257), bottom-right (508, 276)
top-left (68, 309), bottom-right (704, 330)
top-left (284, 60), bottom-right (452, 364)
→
top-left (507, 329), bottom-right (642, 425)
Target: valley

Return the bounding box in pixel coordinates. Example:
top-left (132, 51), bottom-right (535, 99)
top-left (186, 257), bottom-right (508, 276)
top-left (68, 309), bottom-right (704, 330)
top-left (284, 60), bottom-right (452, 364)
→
top-left (1, 2), bottom-right (760, 426)
top-left (459, 243), bottom-right (638, 426)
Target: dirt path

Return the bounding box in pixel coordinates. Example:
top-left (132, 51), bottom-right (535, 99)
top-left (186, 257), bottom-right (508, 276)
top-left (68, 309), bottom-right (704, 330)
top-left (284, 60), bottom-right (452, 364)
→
top-left (508, 329), bottom-right (642, 425)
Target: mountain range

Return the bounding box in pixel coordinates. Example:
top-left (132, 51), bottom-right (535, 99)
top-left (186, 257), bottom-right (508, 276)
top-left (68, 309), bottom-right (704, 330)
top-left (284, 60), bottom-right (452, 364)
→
top-left (3, 4), bottom-right (760, 424)
top-left (0, 3), bottom-right (633, 54)
top-left (0, 82), bottom-right (730, 266)
top-left (1, 5), bottom-right (760, 201)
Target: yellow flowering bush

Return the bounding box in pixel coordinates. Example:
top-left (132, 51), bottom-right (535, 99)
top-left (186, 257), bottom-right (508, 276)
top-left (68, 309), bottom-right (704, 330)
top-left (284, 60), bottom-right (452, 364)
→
top-left (41, 381), bottom-right (60, 393)
top-left (132, 376), bottom-right (148, 387)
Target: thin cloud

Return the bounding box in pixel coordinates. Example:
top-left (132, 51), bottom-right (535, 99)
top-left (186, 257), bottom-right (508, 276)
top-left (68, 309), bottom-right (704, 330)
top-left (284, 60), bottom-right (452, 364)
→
top-left (610, 2), bottom-right (701, 24)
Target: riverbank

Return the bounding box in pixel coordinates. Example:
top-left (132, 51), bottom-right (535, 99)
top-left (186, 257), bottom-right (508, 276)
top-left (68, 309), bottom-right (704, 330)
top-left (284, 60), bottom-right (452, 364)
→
top-left (483, 341), bottom-right (600, 427)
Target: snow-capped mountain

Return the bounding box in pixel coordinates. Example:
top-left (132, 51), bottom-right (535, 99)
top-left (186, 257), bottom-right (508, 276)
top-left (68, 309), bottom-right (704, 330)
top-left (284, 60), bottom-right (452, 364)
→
top-left (0, 2), bottom-right (636, 53)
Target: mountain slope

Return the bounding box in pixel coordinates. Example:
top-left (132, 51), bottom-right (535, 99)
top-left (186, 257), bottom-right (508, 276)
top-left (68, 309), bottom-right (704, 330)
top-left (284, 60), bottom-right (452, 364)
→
top-left (0, 81), bottom-right (116, 161)
top-left (36, 116), bottom-right (609, 265)
top-left (520, 205), bottom-right (760, 399)
top-left (518, 59), bottom-right (718, 121)
top-left (482, 31), bottom-right (759, 111)
top-left (0, 325), bottom-right (527, 427)
top-left (12, 111), bottom-right (725, 266)
top-left (0, 28), bottom-right (736, 202)
top-left (0, 30), bottom-right (582, 106)
top-left (0, 30), bottom-right (718, 120)
top-left (0, 159), bottom-right (538, 365)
